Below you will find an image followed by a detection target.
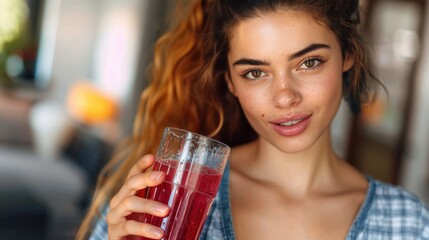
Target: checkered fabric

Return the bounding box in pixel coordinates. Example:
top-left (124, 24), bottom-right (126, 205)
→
top-left (89, 167), bottom-right (429, 240)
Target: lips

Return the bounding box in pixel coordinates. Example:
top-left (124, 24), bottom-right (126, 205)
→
top-left (279, 119), bottom-right (303, 126)
top-left (270, 114), bottom-right (312, 137)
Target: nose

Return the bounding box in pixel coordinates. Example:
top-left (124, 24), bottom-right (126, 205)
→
top-left (272, 76), bottom-right (302, 108)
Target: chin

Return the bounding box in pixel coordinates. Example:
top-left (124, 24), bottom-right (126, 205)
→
top-left (264, 135), bottom-right (316, 154)
top-left (276, 143), bottom-right (313, 154)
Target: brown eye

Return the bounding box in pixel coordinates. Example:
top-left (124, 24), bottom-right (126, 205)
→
top-left (243, 69), bottom-right (267, 80)
top-left (299, 58), bottom-right (324, 70)
top-left (304, 59), bottom-right (316, 68)
top-left (250, 70), bottom-right (262, 78)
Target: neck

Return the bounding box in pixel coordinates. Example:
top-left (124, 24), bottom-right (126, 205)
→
top-left (245, 131), bottom-right (341, 198)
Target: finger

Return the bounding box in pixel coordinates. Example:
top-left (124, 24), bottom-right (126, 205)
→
top-left (108, 220), bottom-right (164, 240)
top-left (107, 196), bottom-right (170, 225)
top-left (110, 170), bottom-right (165, 209)
top-left (126, 154), bottom-right (155, 180)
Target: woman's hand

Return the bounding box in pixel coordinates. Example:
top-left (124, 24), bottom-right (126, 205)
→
top-left (106, 154), bottom-right (170, 240)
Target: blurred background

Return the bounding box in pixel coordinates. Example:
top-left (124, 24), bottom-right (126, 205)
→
top-left (0, 0), bottom-right (428, 239)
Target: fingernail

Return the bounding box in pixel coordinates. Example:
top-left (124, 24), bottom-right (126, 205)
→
top-left (153, 204), bottom-right (169, 214)
top-left (151, 228), bottom-right (164, 238)
top-left (142, 155), bottom-right (151, 164)
top-left (150, 171), bottom-right (163, 181)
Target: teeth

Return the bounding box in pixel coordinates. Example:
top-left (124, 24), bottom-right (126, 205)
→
top-left (280, 119), bottom-right (302, 126)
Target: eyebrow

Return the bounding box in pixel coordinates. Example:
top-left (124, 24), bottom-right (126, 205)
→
top-left (232, 58), bottom-right (269, 66)
top-left (289, 43), bottom-right (330, 61)
top-left (232, 43), bottom-right (330, 67)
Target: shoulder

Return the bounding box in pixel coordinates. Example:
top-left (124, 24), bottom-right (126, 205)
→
top-left (357, 178), bottom-right (429, 238)
top-left (371, 179), bottom-right (428, 214)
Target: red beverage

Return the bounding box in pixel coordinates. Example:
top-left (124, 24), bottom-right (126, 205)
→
top-left (127, 160), bottom-right (222, 240)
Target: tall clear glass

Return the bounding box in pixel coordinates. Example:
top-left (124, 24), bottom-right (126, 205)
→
top-left (127, 127), bottom-right (231, 240)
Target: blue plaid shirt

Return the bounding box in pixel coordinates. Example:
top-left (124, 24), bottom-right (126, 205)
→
top-left (89, 164), bottom-right (429, 239)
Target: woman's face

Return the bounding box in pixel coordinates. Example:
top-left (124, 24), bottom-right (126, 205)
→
top-left (226, 10), bottom-right (354, 153)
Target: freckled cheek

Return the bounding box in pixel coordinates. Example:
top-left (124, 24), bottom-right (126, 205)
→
top-left (315, 77), bottom-right (343, 105)
top-left (236, 93), bottom-right (266, 120)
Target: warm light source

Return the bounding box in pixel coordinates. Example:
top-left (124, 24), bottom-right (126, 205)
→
top-left (67, 81), bottom-right (118, 124)
top-left (0, 0), bottom-right (28, 53)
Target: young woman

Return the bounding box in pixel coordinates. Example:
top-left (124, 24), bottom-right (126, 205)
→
top-left (78, 0), bottom-right (429, 239)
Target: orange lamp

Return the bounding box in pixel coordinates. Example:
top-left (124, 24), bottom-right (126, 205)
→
top-left (67, 82), bottom-right (118, 124)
